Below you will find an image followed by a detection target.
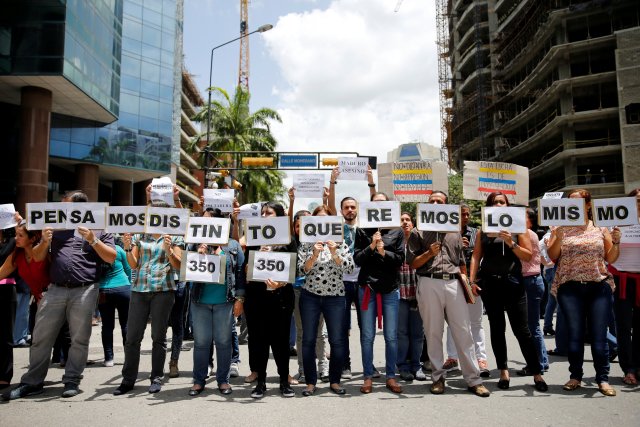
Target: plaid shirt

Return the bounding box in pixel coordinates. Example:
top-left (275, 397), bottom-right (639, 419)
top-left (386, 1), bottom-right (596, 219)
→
top-left (131, 234), bottom-right (185, 293)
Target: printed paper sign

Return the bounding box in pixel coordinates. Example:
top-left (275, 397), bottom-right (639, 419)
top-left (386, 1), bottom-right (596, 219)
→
top-left (247, 250), bottom-right (296, 283)
top-left (416, 204), bottom-right (461, 233)
top-left (26, 203), bottom-right (107, 230)
top-left (338, 157), bottom-right (368, 181)
top-left (538, 198), bottom-right (587, 227)
top-left (105, 206), bottom-right (147, 233)
top-left (144, 207), bottom-right (190, 235)
top-left (0, 204), bottom-right (16, 230)
top-left (244, 216), bottom-right (291, 246)
top-left (150, 177), bottom-right (174, 207)
top-left (392, 161), bottom-right (448, 202)
top-left (612, 224), bottom-right (640, 272)
top-left (542, 192), bottom-right (564, 199)
top-left (299, 216), bottom-right (344, 243)
top-left (238, 202), bottom-right (262, 219)
top-left (185, 217), bottom-right (230, 244)
top-left (463, 161), bottom-right (529, 205)
top-left (203, 189), bottom-right (234, 213)
top-left (293, 174), bottom-right (325, 199)
top-left (592, 197), bottom-right (639, 227)
top-left (358, 201), bottom-right (401, 229)
top-left (481, 206), bottom-right (527, 234)
top-left (180, 252), bottom-right (225, 283)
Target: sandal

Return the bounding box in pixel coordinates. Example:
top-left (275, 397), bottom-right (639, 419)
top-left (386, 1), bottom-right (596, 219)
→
top-left (623, 373), bottom-right (638, 385)
top-left (563, 379), bottom-right (581, 391)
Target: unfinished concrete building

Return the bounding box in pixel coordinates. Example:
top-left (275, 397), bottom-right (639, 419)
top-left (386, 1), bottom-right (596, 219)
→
top-left (448, 0), bottom-right (640, 200)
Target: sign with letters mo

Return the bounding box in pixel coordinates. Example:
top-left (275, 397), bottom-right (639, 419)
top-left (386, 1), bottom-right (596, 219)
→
top-left (416, 204), bottom-right (461, 233)
top-left (180, 252), bottom-right (226, 283)
top-left (145, 207), bottom-right (190, 235)
top-left (247, 250), bottom-right (296, 283)
top-left (358, 201), bottom-right (401, 229)
top-left (538, 198), bottom-right (587, 227)
top-left (299, 216), bottom-right (344, 243)
top-left (338, 157), bottom-right (368, 181)
top-left (105, 206), bottom-right (147, 233)
top-left (203, 189), bottom-right (234, 213)
top-left (26, 202), bottom-right (107, 230)
top-left (244, 216), bottom-right (291, 246)
top-left (592, 197), bottom-right (639, 227)
top-left (481, 206), bottom-right (527, 234)
top-left (185, 217), bottom-right (230, 245)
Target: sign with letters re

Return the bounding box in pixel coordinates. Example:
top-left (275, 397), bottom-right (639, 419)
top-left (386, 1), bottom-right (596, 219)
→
top-left (299, 216), bottom-right (344, 243)
top-left (481, 207), bottom-right (527, 234)
top-left (592, 197), bottom-right (639, 227)
top-left (185, 217), bottom-right (230, 244)
top-left (358, 201), bottom-right (401, 229)
top-left (538, 198), bottom-right (587, 227)
top-left (180, 252), bottom-right (225, 283)
top-left (244, 216), bottom-right (291, 246)
top-left (105, 206), bottom-right (146, 233)
top-left (247, 250), bottom-right (296, 283)
top-left (293, 174), bottom-right (325, 199)
top-left (26, 202), bottom-right (107, 230)
top-left (338, 157), bottom-right (368, 181)
top-left (144, 207), bottom-right (190, 235)
top-left (416, 204), bottom-right (461, 233)
top-left (0, 204), bottom-right (16, 230)
top-left (203, 189), bottom-right (234, 213)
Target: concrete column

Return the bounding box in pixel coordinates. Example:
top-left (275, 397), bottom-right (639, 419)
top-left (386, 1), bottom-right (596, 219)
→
top-left (16, 86), bottom-right (52, 214)
top-left (75, 164), bottom-right (100, 202)
top-left (112, 180), bottom-right (133, 206)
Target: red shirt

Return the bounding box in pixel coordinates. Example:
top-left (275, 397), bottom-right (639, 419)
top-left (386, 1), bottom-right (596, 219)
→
top-left (14, 252), bottom-right (50, 301)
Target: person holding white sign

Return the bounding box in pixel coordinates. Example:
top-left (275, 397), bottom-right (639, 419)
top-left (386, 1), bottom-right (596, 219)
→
top-left (469, 192), bottom-right (548, 393)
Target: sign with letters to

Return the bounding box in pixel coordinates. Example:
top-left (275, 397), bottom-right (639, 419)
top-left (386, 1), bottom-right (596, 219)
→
top-left (185, 217), bottom-right (230, 244)
top-left (293, 174), bottom-right (325, 199)
top-left (150, 177), bottom-right (174, 207)
top-left (144, 207), bottom-right (190, 235)
top-left (180, 252), bottom-right (225, 283)
top-left (538, 198), bottom-right (587, 227)
top-left (392, 161), bottom-right (448, 202)
top-left (338, 157), bottom-right (368, 181)
top-left (299, 216), bottom-right (344, 243)
top-left (481, 206), bottom-right (527, 234)
top-left (244, 216), bottom-right (291, 246)
top-left (416, 204), bottom-right (461, 233)
top-left (592, 197), bottom-right (639, 227)
top-left (26, 202), bottom-right (107, 230)
top-left (0, 204), bottom-right (16, 230)
top-left (358, 201), bottom-right (401, 229)
top-left (247, 250), bottom-right (296, 283)
top-left (463, 161), bottom-right (529, 205)
top-left (203, 189), bottom-right (234, 213)
top-left (105, 206), bottom-right (146, 233)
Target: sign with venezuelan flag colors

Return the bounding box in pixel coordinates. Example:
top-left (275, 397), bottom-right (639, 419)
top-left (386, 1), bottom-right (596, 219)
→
top-left (392, 161), bottom-right (448, 202)
top-left (463, 161), bottom-right (529, 205)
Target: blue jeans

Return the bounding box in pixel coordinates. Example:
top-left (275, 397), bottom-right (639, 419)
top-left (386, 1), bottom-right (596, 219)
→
top-left (169, 282), bottom-right (186, 361)
top-left (342, 281), bottom-right (360, 370)
top-left (231, 314), bottom-right (240, 364)
top-left (13, 282), bottom-right (31, 344)
top-left (359, 286), bottom-right (399, 379)
top-left (557, 280), bottom-right (612, 383)
top-left (396, 298), bottom-right (424, 373)
top-left (98, 285), bottom-right (131, 361)
top-left (523, 275), bottom-right (549, 371)
top-left (299, 289), bottom-right (346, 385)
top-left (191, 301), bottom-right (233, 387)
top-left (543, 267), bottom-right (557, 331)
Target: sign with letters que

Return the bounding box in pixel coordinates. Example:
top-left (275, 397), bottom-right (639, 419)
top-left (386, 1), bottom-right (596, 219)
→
top-left (299, 216), bottom-right (344, 243)
top-left (338, 157), bottom-right (368, 181)
top-left (481, 207), bottom-right (527, 234)
top-left (416, 204), bottom-right (461, 233)
top-left (538, 198), bottom-right (587, 227)
top-left (185, 217), bottom-right (230, 244)
top-left (145, 207), bottom-right (190, 235)
top-left (592, 197), bottom-right (639, 227)
top-left (26, 202), bottom-right (107, 230)
top-left (105, 206), bottom-right (147, 233)
top-left (203, 189), bottom-right (234, 213)
top-left (180, 252), bottom-right (225, 283)
top-left (244, 216), bottom-right (291, 246)
top-left (358, 201), bottom-right (401, 229)
top-left (247, 250), bottom-right (296, 283)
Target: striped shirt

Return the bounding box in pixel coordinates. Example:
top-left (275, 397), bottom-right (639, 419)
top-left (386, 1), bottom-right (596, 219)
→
top-left (131, 234), bottom-right (185, 293)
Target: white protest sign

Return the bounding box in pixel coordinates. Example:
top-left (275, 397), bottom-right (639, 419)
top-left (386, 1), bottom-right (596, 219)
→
top-left (463, 161), bottom-right (529, 205)
top-left (392, 161), bottom-right (449, 202)
top-left (105, 206), bottom-right (147, 233)
top-left (338, 157), bottom-right (368, 181)
top-left (244, 216), bottom-right (291, 246)
top-left (64, 203), bottom-right (107, 229)
top-left (416, 204), bottom-right (461, 233)
top-left (247, 250), bottom-right (296, 283)
top-left (542, 192), bottom-right (564, 199)
top-left (145, 207), bottom-right (190, 235)
top-left (592, 197), bottom-right (639, 227)
top-left (238, 202), bottom-right (262, 219)
top-left (150, 177), bottom-right (174, 207)
top-left (26, 203), bottom-right (108, 230)
top-left (612, 224), bottom-right (640, 272)
top-left (0, 204), bottom-right (16, 230)
top-left (203, 188), bottom-right (234, 213)
top-left (481, 206), bottom-right (527, 234)
top-left (538, 198), bottom-right (587, 227)
top-left (358, 201), bottom-right (401, 229)
top-left (185, 217), bottom-right (230, 244)
top-left (180, 252), bottom-right (225, 283)
top-left (299, 216), bottom-right (344, 243)
top-left (293, 174), bottom-right (325, 199)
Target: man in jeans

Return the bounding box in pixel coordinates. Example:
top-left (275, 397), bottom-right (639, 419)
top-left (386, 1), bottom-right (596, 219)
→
top-left (3, 190), bottom-right (116, 400)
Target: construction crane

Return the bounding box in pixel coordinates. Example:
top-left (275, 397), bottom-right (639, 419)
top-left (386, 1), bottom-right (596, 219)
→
top-left (238, 0), bottom-right (250, 91)
top-left (435, 0), bottom-right (453, 166)
top-left (394, 0), bottom-right (404, 12)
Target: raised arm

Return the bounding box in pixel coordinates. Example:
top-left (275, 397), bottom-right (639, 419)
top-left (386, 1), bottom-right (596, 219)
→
top-left (327, 167), bottom-right (339, 216)
top-left (366, 164), bottom-right (377, 197)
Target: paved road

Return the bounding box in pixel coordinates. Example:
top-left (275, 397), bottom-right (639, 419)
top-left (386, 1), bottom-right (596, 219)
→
top-left (2, 310), bottom-right (639, 427)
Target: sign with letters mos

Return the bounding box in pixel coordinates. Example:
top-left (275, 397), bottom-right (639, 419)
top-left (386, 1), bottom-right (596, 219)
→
top-left (244, 216), bottom-right (291, 246)
top-left (185, 217), bottom-right (230, 245)
top-left (481, 206), bottom-right (527, 234)
top-left (416, 204), bottom-right (461, 233)
top-left (299, 216), bottom-right (344, 243)
top-left (358, 201), bottom-right (401, 229)
top-left (105, 206), bottom-right (147, 233)
top-left (538, 198), bottom-right (587, 227)
top-left (592, 197), bottom-right (639, 227)
top-left (247, 250), bottom-right (296, 283)
top-left (26, 202), bottom-right (107, 230)
top-left (145, 207), bottom-right (190, 235)
top-left (180, 252), bottom-right (225, 283)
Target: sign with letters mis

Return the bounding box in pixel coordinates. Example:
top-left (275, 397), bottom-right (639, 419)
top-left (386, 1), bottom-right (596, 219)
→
top-left (180, 252), bottom-right (226, 284)
top-left (299, 216), bottom-right (344, 243)
top-left (481, 206), bottom-right (527, 234)
top-left (203, 189), bottom-right (234, 213)
top-left (105, 206), bottom-right (147, 233)
top-left (144, 207), bottom-right (190, 235)
top-left (247, 250), bottom-right (297, 283)
top-left (244, 216), bottom-right (291, 246)
top-left (279, 154), bottom-right (317, 168)
top-left (592, 197), bottom-right (640, 227)
top-left (185, 216), bottom-right (230, 245)
top-left (416, 204), bottom-right (461, 233)
top-left (358, 201), bottom-right (401, 229)
top-left (538, 198), bottom-right (587, 227)
top-left (26, 202), bottom-right (107, 230)
top-left (463, 161), bottom-right (529, 206)
top-left (338, 157), bottom-right (369, 181)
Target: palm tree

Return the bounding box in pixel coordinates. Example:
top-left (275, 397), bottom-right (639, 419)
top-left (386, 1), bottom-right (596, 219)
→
top-left (192, 86), bottom-right (285, 204)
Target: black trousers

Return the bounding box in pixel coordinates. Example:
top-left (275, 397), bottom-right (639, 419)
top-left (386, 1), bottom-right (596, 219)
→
top-left (0, 285), bottom-right (16, 383)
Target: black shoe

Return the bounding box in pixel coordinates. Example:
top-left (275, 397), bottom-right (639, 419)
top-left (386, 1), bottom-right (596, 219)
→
top-left (497, 378), bottom-right (510, 390)
top-left (218, 385), bottom-right (232, 395)
top-left (543, 328), bottom-right (555, 336)
top-left (188, 386), bottom-right (204, 396)
top-left (330, 385), bottom-right (346, 395)
top-left (61, 383), bottom-right (79, 398)
top-left (113, 383), bottom-right (134, 396)
top-left (251, 382), bottom-right (266, 399)
top-left (2, 383), bottom-right (44, 401)
top-left (148, 379), bottom-right (162, 394)
top-left (534, 379), bottom-right (548, 392)
top-left (302, 386), bottom-right (317, 397)
top-left (280, 384), bottom-right (295, 398)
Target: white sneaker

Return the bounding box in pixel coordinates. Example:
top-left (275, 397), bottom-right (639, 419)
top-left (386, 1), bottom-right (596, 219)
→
top-left (104, 359), bottom-right (114, 367)
top-left (229, 363), bottom-right (239, 378)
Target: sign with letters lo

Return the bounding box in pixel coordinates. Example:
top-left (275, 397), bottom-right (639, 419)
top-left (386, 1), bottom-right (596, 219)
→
top-left (338, 157), bottom-right (368, 181)
top-left (203, 189), bottom-right (234, 213)
top-left (358, 201), bottom-right (401, 229)
top-left (145, 207), bottom-right (190, 235)
top-left (299, 216), bottom-right (344, 243)
top-left (481, 207), bottom-right (526, 234)
top-left (538, 198), bottom-right (587, 227)
top-left (26, 202), bottom-right (107, 230)
top-left (185, 217), bottom-right (230, 244)
top-left (105, 206), bottom-right (147, 233)
top-left (592, 197), bottom-right (639, 227)
top-left (244, 216), bottom-right (291, 246)
top-left (180, 252), bottom-right (226, 283)
top-left (247, 250), bottom-right (296, 283)
top-left (416, 204), bottom-right (461, 233)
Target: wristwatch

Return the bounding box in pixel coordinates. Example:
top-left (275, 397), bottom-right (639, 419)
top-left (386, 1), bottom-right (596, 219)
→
top-left (511, 242), bottom-right (520, 250)
top-left (90, 238), bottom-right (100, 246)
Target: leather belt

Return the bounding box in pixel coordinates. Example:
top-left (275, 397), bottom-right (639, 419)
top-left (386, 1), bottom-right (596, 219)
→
top-left (425, 273), bottom-right (454, 280)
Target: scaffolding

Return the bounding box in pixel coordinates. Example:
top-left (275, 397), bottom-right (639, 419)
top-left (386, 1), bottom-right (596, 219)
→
top-left (436, 0), bottom-right (453, 166)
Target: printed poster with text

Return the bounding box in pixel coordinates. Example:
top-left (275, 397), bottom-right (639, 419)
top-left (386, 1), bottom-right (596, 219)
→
top-left (392, 161), bottom-right (448, 202)
top-left (463, 161), bottom-right (529, 206)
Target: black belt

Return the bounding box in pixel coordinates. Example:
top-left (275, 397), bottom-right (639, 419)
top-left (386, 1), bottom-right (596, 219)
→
top-left (52, 281), bottom-right (95, 289)
top-left (424, 273), bottom-right (455, 280)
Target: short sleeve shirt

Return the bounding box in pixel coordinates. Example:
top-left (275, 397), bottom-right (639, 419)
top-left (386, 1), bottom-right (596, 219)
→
top-left (131, 234), bottom-right (185, 292)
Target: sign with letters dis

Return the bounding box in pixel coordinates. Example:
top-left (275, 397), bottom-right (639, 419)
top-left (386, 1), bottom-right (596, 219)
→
top-left (247, 250), bottom-right (296, 283)
top-left (203, 189), bottom-right (234, 213)
top-left (358, 201), bottom-right (401, 229)
top-left (185, 217), bottom-right (230, 244)
top-left (26, 203), bottom-right (107, 230)
top-left (538, 198), bottom-right (587, 227)
top-left (592, 197), bottom-right (639, 227)
top-left (244, 216), bottom-right (291, 246)
top-left (481, 207), bottom-right (527, 234)
top-left (416, 204), bottom-right (461, 233)
top-left (299, 216), bottom-right (344, 243)
top-left (180, 252), bottom-right (226, 283)
top-left (145, 207), bottom-right (189, 235)
top-left (338, 157), bottom-right (368, 181)
top-left (105, 206), bottom-right (147, 233)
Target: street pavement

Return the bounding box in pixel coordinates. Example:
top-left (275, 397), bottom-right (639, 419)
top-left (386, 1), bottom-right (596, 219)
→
top-left (2, 310), bottom-right (639, 427)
